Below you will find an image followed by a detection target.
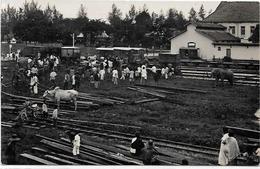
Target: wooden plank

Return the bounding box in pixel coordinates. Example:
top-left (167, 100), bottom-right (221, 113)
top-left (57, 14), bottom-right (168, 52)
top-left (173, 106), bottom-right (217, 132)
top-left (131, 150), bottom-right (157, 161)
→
top-left (224, 126), bottom-right (260, 139)
top-left (40, 138), bottom-right (120, 165)
top-left (247, 138), bottom-right (260, 144)
top-left (1, 124), bottom-right (12, 127)
top-left (32, 146), bottom-right (99, 165)
top-left (127, 87), bottom-right (166, 98)
top-left (135, 84), bottom-right (207, 94)
top-left (20, 153), bottom-right (57, 165)
top-left (39, 139), bottom-right (105, 164)
top-left (60, 138), bottom-right (141, 165)
top-left (44, 155), bottom-right (79, 165)
top-left (133, 98), bottom-right (160, 104)
top-left (59, 118), bottom-right (141, 130)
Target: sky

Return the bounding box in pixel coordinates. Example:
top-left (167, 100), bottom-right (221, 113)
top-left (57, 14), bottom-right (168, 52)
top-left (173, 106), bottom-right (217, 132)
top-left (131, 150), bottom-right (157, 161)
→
top-left (1, 0), bottom-right (221, 21)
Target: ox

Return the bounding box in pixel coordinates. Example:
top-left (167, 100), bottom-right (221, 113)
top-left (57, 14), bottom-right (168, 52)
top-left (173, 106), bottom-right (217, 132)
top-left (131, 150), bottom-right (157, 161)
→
top-left (43, 87), bottom-right (78, 111)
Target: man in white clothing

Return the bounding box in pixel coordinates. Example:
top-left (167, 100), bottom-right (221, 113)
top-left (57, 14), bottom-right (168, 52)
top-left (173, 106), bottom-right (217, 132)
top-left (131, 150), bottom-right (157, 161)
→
top-left (99, 69), bottom-right (105, 81)
top-left (112, 69), bottom-right (119, 85)
top-left (73, 133), bottom-right (81, 156)
top-left (140, 65), bottom-right (147, 85)
top-left (30, 74), bottom-right (38, 95)
top-left (218, 130), bottom-right (240, 166)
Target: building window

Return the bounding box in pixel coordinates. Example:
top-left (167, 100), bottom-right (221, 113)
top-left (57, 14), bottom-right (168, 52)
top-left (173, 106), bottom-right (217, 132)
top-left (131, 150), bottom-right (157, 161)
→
top-left (218, 47), bottom-right (221, 51)
top-left (241, 26), bottom-right (245, 36)
top-left (229, 26), bottom-right (235, 34)
top-left (250, 26), bottom-right (255, 34)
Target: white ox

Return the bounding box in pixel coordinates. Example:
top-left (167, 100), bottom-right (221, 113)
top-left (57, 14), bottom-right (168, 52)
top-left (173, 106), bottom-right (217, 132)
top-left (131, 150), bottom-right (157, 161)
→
top-left (43, 87), bottom-right (78, 111)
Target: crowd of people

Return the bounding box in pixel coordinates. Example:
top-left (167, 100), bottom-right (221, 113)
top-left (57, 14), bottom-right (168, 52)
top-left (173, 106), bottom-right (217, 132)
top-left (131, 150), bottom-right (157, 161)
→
top-left (6, 52), bottom-right (259, 166)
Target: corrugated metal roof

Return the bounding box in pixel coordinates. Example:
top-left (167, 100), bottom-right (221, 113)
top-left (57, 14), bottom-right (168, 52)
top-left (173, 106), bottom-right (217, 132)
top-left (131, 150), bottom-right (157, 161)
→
top-left (204, 1), bottom-right (260, 23)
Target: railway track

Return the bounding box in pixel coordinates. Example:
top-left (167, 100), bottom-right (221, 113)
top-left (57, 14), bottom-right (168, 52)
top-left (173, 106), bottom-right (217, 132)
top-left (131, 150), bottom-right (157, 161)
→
top-left (3, 115), bottom-right (219, 161)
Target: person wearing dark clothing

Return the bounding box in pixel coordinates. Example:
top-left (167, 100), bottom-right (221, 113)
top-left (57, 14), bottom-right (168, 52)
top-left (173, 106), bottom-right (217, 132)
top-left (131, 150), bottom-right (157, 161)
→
top-left (63, 70), bottom-right (70, 90)
top-left (130, 132), bottom-right (145, 156)
top-left (142, 140), bottom-right (159, 165)
top-left (5, 134), bottom-right (21, 164)
top-left (75, 72), bottom-right (81, 90)
top-left (93, 72), bottom-right (99, 89)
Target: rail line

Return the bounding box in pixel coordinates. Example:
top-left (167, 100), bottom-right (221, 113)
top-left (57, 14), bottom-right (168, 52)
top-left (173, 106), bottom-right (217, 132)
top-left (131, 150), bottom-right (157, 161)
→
top-left (4, 116), bottom-right (219, 159)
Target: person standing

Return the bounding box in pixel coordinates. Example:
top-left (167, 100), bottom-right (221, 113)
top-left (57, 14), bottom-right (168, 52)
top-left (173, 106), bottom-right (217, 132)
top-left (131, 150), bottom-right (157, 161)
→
top-left (141, 140), bottom-right (159, 165)
top-left (112, 69), bottom-right (119, 85)
top-left (99, 69), bottom-right (105, 81)
top-left (73, 133), bottom-right (81, 157)
top-left (130, 132), bottom-right (145, 156)
top-left (71, 74), bottom-right (76, 89)
top-left (140, 65), bottom-right (147, 85)
top-left (42, 100), bottom-right (48, 119)
top-left (108, 60), bottom-right (113, 74)
top-left (52, 106), bottom-right (58, 128)
top-left (75, 72), bottom-right (81, 90)
top-left (64, 70), bottom-right (70, 90)
top-left (129, 69), bottom-right (135, 84)
top-left (218, 130), bottom-right (240, 166)
top-left (50, 69), bottom-right (57, 88)
top-left (30, 74), bottom-right (38, 95)
top-left (5, 134), bottom-right (21, 164)
top-left (93, 72), bottom-right (100, 89)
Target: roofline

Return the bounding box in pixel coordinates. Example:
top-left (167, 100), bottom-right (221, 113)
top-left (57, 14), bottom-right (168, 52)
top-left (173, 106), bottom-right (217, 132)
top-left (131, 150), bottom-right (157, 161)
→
top-left (168, 30), bottom-right (187, 40)
top-left (195, 29), bottom-right (240, 42)
top-left (203, 1), bottom-right (259, 23)
top-left (212, 42), bottom-right (260, 46)
top-left (204, 21), bottom-right (259, 23)
top-left (203, 1), bottom-right (223, 22)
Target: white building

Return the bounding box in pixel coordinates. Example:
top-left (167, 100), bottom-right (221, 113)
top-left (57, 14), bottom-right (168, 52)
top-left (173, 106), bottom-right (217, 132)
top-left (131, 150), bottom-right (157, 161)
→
top-left (170, 2), bottom-right (260, 61)
top-left (204, 1), bottom-right (259, 42)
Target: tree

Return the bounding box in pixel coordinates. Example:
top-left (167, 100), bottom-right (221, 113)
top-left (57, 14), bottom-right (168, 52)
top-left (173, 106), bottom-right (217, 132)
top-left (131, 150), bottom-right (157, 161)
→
top-left (188, 7), bottom-right (198, 22)
top-left (1, 4), bottom-right (18, 39)
top-left (78, 4), bottom-right (87, 18)
top-left (175, 11), bottom-right (187, 30)
top-left (165, 8), bottom-right (178, 28)
top-left (198, 4), bottom-right (206, 20)
top-left (128, 4), bottom-right (137, 20)
top-left (108, 3), bottom-right (122, 26)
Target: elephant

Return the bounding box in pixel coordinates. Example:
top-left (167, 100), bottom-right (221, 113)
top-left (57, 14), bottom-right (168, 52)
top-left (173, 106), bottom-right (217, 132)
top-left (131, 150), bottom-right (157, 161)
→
top-left (211, 68), bottom-right (234, 86)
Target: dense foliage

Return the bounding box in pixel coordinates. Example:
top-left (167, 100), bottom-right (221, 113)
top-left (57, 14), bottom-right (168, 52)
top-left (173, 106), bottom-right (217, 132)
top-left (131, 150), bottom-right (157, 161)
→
top-left (1, 1), bottom-right (209, 48)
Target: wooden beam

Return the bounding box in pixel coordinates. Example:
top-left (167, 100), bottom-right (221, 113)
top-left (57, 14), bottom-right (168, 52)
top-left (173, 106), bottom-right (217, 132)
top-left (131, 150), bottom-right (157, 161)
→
top-left (224, 126), bottom-right (260, 139)
top-left (135, 84), bottom-right (207, 94)
top-left (32, 146), bottom-right (99, 165)
top-left (127, 87), bottom-right (166, 98)
top-left (20, 153), bottom-right (57, 165)
top-left (44, 155), bottom-right (79, 165)
top-left (59, 118), bottom-right (141, 130)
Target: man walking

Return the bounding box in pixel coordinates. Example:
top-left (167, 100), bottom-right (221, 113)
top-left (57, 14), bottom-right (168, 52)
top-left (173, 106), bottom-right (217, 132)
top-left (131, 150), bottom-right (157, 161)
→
top-left (73, 133), bottom-right (81, 157)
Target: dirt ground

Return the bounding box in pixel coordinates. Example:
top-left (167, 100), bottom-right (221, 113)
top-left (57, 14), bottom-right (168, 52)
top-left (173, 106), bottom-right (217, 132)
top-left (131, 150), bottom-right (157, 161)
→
top-left (1, 46), bottom-right (259, 164)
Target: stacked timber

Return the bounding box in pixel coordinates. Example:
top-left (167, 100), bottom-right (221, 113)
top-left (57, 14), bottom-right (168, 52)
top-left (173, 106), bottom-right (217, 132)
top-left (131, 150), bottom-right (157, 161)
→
top-left (1, 91), bottom-right (98, 110)
top-left (36, 134), bottom-right (141, 165)
top-left (135, 84), bottom-right (207, 94)
top-left (20, 153), bottom-right (57, 165)
top-left (78, 92), bottom-right (125, 105)
top-left (127, 86), bottom-right (187, 105)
